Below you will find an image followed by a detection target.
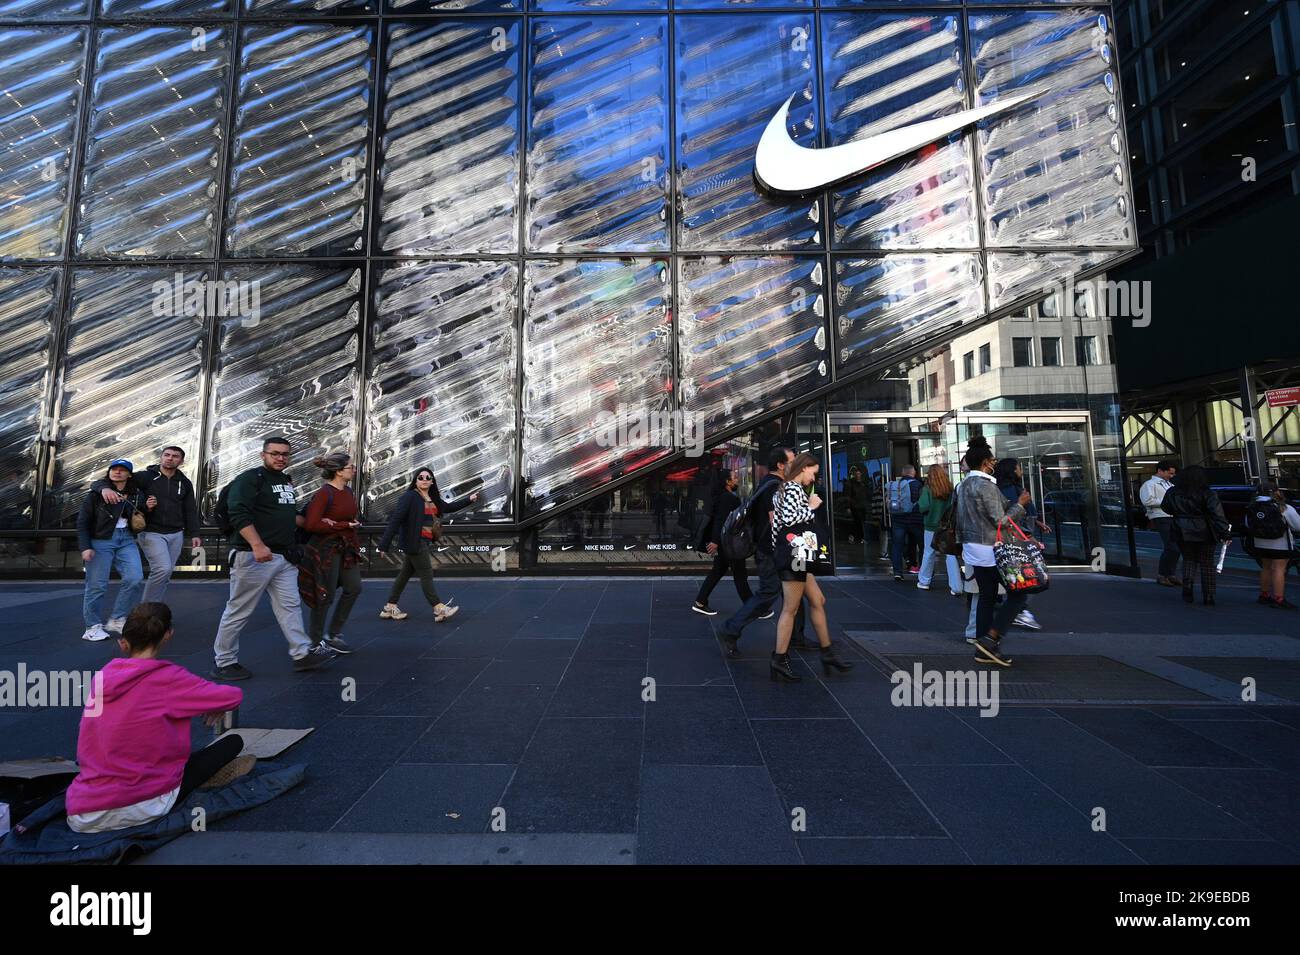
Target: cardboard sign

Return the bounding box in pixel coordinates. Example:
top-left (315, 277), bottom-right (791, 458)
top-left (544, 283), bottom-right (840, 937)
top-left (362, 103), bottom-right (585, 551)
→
top-left (0, 757), bottom-right (79, 780)
top-left (213, 728), bottom-right (313, 759)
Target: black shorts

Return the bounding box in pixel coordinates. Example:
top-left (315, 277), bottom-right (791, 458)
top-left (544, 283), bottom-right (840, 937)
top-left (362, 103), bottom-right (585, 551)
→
top-left (778, 569), bottom-right (807, 583)
top-left (1251, 545), bottom-right (1295, 560)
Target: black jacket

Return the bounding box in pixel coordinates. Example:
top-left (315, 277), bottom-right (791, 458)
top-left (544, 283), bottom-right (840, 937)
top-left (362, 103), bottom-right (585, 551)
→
top-left (76, 482), bottom-right (147, 551)
top-left (378, 486), bottom-right (473, 554)
top-left (697, 487), bottom-right (741, 553)
top-left (1161, 485), bottom-right (1230, 544)
top-left (130, 465), bottom-right (200, 537)
top-left (748, 475), bottom-right (783, 557)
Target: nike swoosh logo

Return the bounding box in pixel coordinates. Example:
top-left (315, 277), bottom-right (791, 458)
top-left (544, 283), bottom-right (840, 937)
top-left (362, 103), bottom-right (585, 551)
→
top-left (754, 90), bottom-right (1039, 196)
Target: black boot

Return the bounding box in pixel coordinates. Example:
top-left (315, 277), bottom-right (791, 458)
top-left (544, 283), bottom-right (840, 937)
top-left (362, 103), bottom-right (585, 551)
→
top-left (720, 630), bottom-right (740, 658)
top-left (770, 651), bottom-right (801, 682)
top-left (820, 643), bottom-right (854, 674)
top-left (1182, 585), bottom-right (1194, 603)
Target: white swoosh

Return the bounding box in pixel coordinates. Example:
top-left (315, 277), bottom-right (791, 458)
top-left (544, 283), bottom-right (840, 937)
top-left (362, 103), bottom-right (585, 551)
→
top-left (754, 90), bottom-right (1039, 195)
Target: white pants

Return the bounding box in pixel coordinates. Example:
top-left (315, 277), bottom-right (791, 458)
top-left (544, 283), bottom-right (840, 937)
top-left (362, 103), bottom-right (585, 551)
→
top-left (919, 530), bottom-right (961, 594)
top-left (137, 530), bottom-right (184, 604)
top-left (213, 552), bottom-right (312, 666)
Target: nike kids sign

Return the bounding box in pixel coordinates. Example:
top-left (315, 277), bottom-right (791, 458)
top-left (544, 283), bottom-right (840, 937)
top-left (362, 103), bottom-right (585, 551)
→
top-left (754, 90), bottom-right (1040, 196)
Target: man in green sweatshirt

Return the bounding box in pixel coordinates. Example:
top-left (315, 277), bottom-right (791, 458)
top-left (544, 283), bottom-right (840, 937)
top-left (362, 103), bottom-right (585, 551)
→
top-left (211, 436), bottom-right (334, 680)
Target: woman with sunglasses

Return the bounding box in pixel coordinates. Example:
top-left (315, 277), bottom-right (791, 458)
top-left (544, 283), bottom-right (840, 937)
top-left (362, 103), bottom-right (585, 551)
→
top-left (377, 468), bottom-right (479, 623)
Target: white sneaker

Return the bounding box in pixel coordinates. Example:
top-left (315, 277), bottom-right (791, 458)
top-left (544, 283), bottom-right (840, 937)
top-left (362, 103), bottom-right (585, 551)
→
top-left (82, 624), bottom-right (111, 642)
top-left (379, 603), bottom-right (408, 620)
top-left (916, 583), bottom-right (930, 590)
top-left (1013, 610), bottom-right (1042, 631)
top-left (434, 604), bottom-right (460, 623)
top-left (106, 617), bottom-right (126, 633)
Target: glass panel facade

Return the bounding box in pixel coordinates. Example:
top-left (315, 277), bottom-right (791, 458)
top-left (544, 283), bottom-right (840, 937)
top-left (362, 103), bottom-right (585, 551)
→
top-left (0, 2), bottom-right (1136, 561)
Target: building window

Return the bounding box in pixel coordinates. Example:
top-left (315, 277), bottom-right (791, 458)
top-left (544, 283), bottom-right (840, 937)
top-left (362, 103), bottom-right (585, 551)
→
top-left (978, 343), bottom-right (991, 374)
top-left (1038, 293), bottom-right (1060, 319)
top-left (1107, 334), bottom-right (1115, 364)
top-left (1012, 337), bottom-right (1034, 367)
top-left (1075, 336), bottom-right (1099, 366)
top-left (916, 378), bottom-right (927, 404)
top-left (928, 372), bottom-right (939, 400)
top-left (1041, 337), bottom-right (1062, 367)
top-left (963, 351), bottom-right (974, 379)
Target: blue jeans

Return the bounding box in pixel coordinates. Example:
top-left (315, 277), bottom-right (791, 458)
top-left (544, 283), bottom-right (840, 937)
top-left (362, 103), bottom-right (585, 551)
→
top-left (890, 521), bottom-right (924, 577)
top-left (722, 551), bottom-right (805, 641)
top-left (83, 528), bottom-right (144, 628)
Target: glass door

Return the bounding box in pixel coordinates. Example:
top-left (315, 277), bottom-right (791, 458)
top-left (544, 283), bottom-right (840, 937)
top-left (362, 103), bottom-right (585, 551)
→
top-left (951, 414), bottom-right (1098, 566)
top-left (828, 415), bottom-right (949, 572)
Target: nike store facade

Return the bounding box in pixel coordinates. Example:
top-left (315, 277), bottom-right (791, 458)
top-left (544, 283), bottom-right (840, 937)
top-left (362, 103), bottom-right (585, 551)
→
top-left (0, 0), bottom-right (1138, 576)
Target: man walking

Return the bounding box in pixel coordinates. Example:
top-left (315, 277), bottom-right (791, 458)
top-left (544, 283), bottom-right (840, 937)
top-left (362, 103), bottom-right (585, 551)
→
top-left (888, 465), bottom-right (924, 581)
top-left (211, 436), bottom-right (334, 680)
top-left (691, 469), bottom-right (753, 615)
top-left (719, 447), bottom-right (807, 656)
top-left (125, 446), bottom-right (201, 603)
top-left (1141, 460), bottom-right (1180, 587)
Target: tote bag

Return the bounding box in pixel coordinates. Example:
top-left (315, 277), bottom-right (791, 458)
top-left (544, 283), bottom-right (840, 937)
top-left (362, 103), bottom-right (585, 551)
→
top-left (993, 518), bottom-right (1050, 595)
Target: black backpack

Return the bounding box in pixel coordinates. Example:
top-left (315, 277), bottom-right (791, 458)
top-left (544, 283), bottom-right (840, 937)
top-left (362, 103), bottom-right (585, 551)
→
top-left (213, 468), bottom-right (265, 537)
top-left (1244, 499), bottom-right (1287, 540)
top-left (720, 486), bottom-right (767, 561)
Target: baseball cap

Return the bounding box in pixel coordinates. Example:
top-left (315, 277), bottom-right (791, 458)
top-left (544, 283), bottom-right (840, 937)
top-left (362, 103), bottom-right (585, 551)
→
top-left (108, 458), bottom-right (134, 473)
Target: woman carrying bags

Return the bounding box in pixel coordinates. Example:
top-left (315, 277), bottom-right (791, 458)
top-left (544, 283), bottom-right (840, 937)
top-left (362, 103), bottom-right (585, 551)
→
top-left (77, 458), bottom-right (151, 642)
top-left (769, 453), bottom-right (853, 683)
top-left (298, 452), bottom-right (363, 654)
top-left (917, 464), bottom-right (961, 597)
top-left (377, 467), bottom-right (478, 623)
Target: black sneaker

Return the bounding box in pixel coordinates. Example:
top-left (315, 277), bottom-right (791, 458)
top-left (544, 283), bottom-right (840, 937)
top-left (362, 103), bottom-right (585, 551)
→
top-left (720, 631), bottom-right (740, 658)
top-left (293, 644), bottom-right (336, 672)
top-left (320, 635), bottom-right (354, 654)
top-left (211, 662), bottom-right (253, 681)
top-left (758, 610), bottom-right (775, 620)
top-left (973, 635), bottom-right (1013, 667)
top-left (691, 601), bottom-right (718, 616)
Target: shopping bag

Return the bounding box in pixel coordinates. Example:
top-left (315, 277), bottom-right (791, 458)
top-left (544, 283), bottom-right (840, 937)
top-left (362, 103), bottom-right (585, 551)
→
top-left (775, 520), bottom-right (832, 575)
top-left (993, 518), bottom-right (1050, 595)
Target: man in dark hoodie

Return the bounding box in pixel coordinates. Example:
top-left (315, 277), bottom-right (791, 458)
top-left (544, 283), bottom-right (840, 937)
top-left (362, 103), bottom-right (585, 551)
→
top-left (101, 446), bottom-right (201, 604)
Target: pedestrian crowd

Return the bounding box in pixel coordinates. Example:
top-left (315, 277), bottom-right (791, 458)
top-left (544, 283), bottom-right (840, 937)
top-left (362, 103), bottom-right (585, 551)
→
top-left (51, 433), bottom-right (1299, 837)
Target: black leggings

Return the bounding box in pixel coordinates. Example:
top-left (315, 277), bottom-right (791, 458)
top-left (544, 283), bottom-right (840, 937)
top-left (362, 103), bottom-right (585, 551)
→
top-left (177, 734), bottom-right (244, 802)
top-left (972, 565), bottom-right (1028, 638)
top-left (697, 552), bottom-right (753, 604)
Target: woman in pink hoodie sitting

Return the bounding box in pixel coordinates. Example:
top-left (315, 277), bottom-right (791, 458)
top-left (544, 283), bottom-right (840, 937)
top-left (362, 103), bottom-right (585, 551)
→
top-left (65, 602), bottom-right (250, 833)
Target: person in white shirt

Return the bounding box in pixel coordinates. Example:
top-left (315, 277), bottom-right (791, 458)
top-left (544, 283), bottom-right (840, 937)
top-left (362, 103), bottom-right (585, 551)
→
top-left (1139, 460), bottom-right (1179, 587)
top-left (1245, 480), bottom-right (1300, 610)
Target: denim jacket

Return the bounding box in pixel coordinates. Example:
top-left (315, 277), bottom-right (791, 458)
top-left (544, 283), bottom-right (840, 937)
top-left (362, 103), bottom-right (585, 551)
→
top-left (954, 470), bottom-right (1026, 547)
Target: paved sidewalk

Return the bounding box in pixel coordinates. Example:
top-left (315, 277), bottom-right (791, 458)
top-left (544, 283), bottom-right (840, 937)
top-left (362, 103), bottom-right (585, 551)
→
top-left (2, 571), bottom-right (1298, 864)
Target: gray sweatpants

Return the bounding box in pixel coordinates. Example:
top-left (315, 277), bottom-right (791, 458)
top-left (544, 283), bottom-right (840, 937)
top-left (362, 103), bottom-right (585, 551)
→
top-left (213, 552), bottom-right (312, 666)
top-left (138, 530), bottom-right (184, 604)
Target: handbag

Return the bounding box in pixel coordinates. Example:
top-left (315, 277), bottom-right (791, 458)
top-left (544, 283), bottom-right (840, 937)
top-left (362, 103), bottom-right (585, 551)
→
top-left (931, 498), bottom-right (960, 557)
top-left (993, 518), bottom-right (1050, 595)
top-left (774, 517), bottom-right (832, 575)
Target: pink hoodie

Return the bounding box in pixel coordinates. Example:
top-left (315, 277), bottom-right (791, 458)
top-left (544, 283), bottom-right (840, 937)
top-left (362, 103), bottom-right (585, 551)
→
top-left (65, 658), bottom-right (243, 815)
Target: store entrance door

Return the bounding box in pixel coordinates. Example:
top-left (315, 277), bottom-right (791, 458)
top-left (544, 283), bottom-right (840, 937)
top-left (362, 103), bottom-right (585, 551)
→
top-left (827, 414), bottom-right (948, 572)
top-left (952, 413), bottom-right (1100, 565)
